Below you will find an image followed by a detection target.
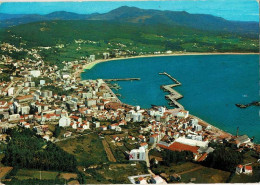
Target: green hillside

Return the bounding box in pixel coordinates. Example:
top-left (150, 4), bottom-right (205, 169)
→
top-left (0, 20), bottom-right (258, 67)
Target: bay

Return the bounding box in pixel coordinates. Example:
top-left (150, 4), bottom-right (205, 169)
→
top-left (81, 55), bottom-right (260, 143)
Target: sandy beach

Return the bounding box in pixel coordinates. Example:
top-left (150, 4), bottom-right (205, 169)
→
top-left (81, 52), bottom-right (258, 72)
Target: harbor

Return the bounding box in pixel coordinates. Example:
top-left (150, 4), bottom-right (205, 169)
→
top-left (159, 72), bottom-right (184, 109)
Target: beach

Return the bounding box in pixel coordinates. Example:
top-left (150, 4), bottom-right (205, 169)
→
top-left (81, 52), bottom-right (258, 72)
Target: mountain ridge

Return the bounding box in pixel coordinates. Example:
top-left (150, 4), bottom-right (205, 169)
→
top-left (0, 6), bottom-right (258, 35)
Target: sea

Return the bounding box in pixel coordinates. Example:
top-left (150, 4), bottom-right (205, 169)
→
top-left (81, 55), bottom-right (260, 143)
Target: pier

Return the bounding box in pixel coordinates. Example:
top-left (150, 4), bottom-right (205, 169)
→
top-left (103, 78), bottom-right (140, 82)
top-left (159, 72), bottom-right (184, 109)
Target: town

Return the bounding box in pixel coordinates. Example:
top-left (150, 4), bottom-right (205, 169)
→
top-left (0, 41), bottom-right (260, 184)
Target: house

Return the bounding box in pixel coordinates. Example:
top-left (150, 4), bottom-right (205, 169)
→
top-left (109, 123), bottom-right (118, 130)
top-left (136, 177), bottom-right (147, 184)
top-left (59, 117), bottom-right (71, 127)
top-left (129, 147), bottom-right (146, 161)
top-left (43, 135), bottom-right (50, 141)
top-left (24, 123), bottom-right (30, 129)
top-left (93, 121), bottom-right (100, 128)
top-left (100, 126), bottom-right (107, 131)
top-left (149, 134), bottom-right (159, 144)
top-left (177, 110), bottom-right (189, 119)
top-left (140, 142), bottom-right (148, 149)
top-left (234, 135), bottom-right (251, 148)
top-left (244, 165), bottom-right (253, 174)
top-left (236, 164), bottom-right (243, 174)
top-left (71, 123), bottom-right (77, 129)
top-left (118, 120), bottom-right (127, 126)
top-left (15, 95), bottom-right (34, 103)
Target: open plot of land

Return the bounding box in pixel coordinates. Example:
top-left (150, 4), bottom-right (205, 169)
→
top-left (15, 169), bottom-right (59, 180)
top-left (56, 133), bottom-right (108, 166)
top-left (102, 139), bottom-right (116, 162)
top-left (0, 167), bottom-right (13, 179)
top-left (59, 173), bottom-right (78, 180)
top-left (230, 171), bottom-right (260, 183)
top-left (180, 166), bottom-right (230, 183)
top-left (84, 162), bottom-right (148, 184)
top-left (153, 162), bottom-right (230, 183)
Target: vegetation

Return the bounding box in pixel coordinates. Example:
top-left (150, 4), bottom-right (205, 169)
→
top-left (0, 19), bottom-right (258, 69)
top-left (161, 150), bottom-right (193, 166)
top-left (2, 129), bottom-right (77, 172)
top-left (41, 85), bottom-right (74, 96)
top-left (5, 178), bottom-right (65, 185)
top-left (56, 133), bottom-right (109, 166)
top-left (203, 147), bottom-right (243, 172)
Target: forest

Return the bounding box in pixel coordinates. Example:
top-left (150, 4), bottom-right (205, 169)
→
top-left (2, 129), bottom-right (77, 172)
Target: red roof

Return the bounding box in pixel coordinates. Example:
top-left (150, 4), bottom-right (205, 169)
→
top-left (70, 115), bottom-right (80, 120)
top-left (140, 142), bottom-right (148, 146)
top-left (197, 153), bottom-right (208, 162)
top-left (157, 142), bottom-right (199, 154)
top-left (245, 166), bottom-right (252, 171)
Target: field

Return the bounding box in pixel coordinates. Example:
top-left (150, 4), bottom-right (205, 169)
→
top-left (15, 169), bottom-right (59, 180)
top-left (102, 139), bottom-right (117, 162)
top-left (0, 167), bottom-right (13, 179)
top-left (83, 162), bottom-right (148, 184)
top-left (56, 133), bottom-right (108, 166)
top-left (152, 162), bottom-right (231, 183)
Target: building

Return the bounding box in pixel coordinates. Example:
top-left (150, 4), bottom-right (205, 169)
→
top-left (236, 165), bottom-right (243, 174)
top-left (30, 70), bottom-right (41, 77)
top-left (59, 117), bottom-right (71, 127)
top-left (149, 134), bottom-right (160, 144)
top-left (244, 166), bottom-right (253, 174)
top-left (129, 147), bottom-right (146, 161)
top-left (15, 95), bottom-right (34, 103)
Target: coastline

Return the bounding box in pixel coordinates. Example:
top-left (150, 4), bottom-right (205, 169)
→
top-left (81, 52), bottom-right (259, 72)
top-left (78, 52), bottom-right (257, 141)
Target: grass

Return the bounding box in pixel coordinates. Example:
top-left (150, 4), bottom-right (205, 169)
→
top-left (230, 170), bottom-right (260, 183)
top-left (56, 133), bottom-right (108, 166)
top-left (153, 162), bottom-right (230, 183)
top-left (15, 169), bottom-right (59, 180)
top-left (180, 166), bottom-right (230, 183)
top-left (84, 162), bottom-right (148, 184)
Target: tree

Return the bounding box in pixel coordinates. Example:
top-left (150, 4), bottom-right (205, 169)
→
top-left (53, 125), bottom-right (61, 138)
top-left (203, 147), bottom-right (243, 172)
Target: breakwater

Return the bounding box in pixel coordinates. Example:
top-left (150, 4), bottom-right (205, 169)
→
top-left (159, 72), bottom-right (184, 109)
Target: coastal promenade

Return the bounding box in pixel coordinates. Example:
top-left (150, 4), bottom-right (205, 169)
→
top-left (103, 78), bottom-right (140, 82)
top-left (159, 72), bottom-right (184, 109)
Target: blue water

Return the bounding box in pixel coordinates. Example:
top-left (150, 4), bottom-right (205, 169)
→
top-left (81, 55), bottom-right (260, 143)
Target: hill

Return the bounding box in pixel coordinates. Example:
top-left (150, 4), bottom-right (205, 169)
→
top-left (0, 19), bottom-right (258, 68)
top-left (0, 6), bottom-right (258, 36)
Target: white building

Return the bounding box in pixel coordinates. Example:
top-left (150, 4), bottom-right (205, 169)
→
top-left (30, 70), bottom-right (41, 77)
top-left (175, 137), bottom-right (208, 148)
top-left (129, 147), bottom-right (146, 161)
top-left (59, 117), bottom-right (71, 127)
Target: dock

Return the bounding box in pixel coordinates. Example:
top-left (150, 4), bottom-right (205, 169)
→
top-left (159, 72), bottom-right (184, 109)
top-left (103, 78), bottom-right (140, 82)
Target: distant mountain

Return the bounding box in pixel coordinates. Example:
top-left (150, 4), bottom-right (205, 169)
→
top-left (0, 6), bottom-right (258, 35)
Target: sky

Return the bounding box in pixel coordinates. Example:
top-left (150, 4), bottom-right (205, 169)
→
top-left (0, 0), bottom-right (259, 22)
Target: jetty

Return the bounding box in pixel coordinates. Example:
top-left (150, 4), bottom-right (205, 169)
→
top-left (103, 78), bottom-right (140, 82)
top-left (159, 72), bottom-right (184, 109)
top-left (235, 101), bottom-right (260, 108)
